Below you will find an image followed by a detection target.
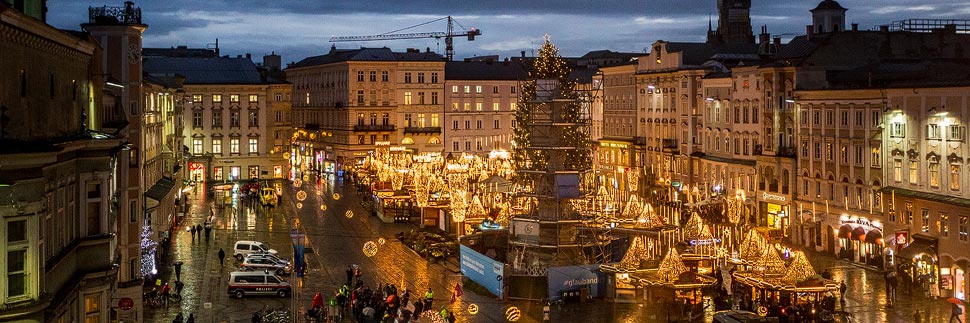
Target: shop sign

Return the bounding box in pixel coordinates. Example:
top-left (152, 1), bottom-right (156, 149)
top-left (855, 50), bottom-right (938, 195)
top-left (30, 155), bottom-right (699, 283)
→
top-left (389, 146), bottom-right (407, 152)
top-left (840, 215), bottom-right (882, 230)
top-left (941, 275), bottom-right (953, 290)
top-left (895, 232), bottom-right (908, 246)
top-left (761, 192), bottom-right (787, 203)
top-left (671, 181), bottom-right (681, 187)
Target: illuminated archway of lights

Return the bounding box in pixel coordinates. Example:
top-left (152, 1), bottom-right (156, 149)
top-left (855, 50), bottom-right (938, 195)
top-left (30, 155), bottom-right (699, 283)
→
top-left (296, 202), bottom-right (303, 209)
top-left (293, 178), bottom-right (303, 187)
top-left (332, 193), bottom-right (341, 200)
top-left (362, 241), bottom-right (379, 257)
top-left (345, 210), bottom-right (354, 218)
top-left (320, 204), bottom-right (328, 211)
top-left (505, 306), bottom-right (521, 321)
top-left (378, 238), bottom-right (386, 245)
top-left (296, 190), bottom-right (307, 201)
top-left (467, 304), bottom-right (479, 315)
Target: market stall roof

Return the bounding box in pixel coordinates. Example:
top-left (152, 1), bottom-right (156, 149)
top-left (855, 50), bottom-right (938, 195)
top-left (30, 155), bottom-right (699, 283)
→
top-left (732, 272), bottom-right (839, 292)
top-left (897, 234), bottom-right (938, 260)
top-left (631, 269), bottom-right (717, 289)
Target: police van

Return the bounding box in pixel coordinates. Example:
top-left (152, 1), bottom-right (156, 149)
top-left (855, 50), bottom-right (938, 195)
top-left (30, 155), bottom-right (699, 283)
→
top-left (227, 270), bottom-right (291, 298)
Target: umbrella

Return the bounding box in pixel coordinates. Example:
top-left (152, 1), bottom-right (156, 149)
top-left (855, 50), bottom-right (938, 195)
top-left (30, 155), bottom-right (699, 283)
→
top-left (362, 307), bottom-right (375, 317)
top-left (948, 297), bottom-right (963, 305)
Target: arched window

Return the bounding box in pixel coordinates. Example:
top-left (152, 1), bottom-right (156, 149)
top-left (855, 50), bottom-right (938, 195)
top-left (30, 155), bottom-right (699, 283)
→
top-left (401, 137), bottom-right (414, 145)
top-left (428, 137), bottom-right (441, 145)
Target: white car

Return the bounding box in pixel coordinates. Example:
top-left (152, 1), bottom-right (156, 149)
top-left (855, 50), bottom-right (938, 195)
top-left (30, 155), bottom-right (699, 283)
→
top-left (240, 257), bottom-right (291, 275)
top-left (245, 253), bottom-right (290, 266)
top-left (233, 240), bottom-right (278, 260)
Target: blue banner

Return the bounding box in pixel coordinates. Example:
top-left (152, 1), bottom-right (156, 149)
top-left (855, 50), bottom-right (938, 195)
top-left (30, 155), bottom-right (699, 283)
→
top-left (459, 245), bottom-right (504, 298)
top-left (547, 264), bottom-right (606, 300)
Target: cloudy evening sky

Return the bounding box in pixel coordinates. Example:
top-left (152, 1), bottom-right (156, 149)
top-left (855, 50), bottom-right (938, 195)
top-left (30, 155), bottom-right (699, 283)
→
top-left (48, 0), bottom-right (970, 65)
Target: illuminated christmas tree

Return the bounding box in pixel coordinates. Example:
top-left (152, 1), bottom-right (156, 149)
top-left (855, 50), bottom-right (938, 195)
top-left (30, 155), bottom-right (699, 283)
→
top-left (657, 248), bottom-right (689, 283)
top-left (781, 251), bottom-right (816, 284)
top-left (620, 236), bottom-right (650, 271)
top-left (739, 229), bottom-right (768, 262)
top-left (684, 212), bottom-right (704, 238)
top-left (140, 223), bottom-right (158, 277)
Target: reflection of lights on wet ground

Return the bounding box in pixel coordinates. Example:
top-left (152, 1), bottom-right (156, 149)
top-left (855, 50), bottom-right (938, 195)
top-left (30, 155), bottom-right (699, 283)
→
top-left (296, 190), bottom-right (307, 201)
top-left (363, 241), bottom-right (378, 257)
top-left (320, 204), bottom-right (328, 211)
top-left (332, 192), bottom-right (341, 200)
top-left (296, 202), bottom-right (303, 209)
top-left (345, 210), bottom-right (354, 218)
top-left (378, 238), bottom-right (386, 245)
top-left (505, 306), bottom-right (521, 321)
top-left (468, 304), bottom-right (479, 315)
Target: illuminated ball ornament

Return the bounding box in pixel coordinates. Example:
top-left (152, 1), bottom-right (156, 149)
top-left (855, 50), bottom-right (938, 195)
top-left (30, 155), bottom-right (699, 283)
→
top-left (332, 192), bottom-right (341, 200)
top-left (378, 238), bottom-right (386, 245)
top-left (296, 202), bottom-right (303, 209)
top-left (345, 210), bottom-right (354, 218)
top-left (467, 304), bottom-right (479, 315)
top-left (362, 241), bottom-right (379, 257)
top-left (320, 204), bottom-right (328, 211)
top-left (505, 306), bottom-right (521, 321)
top-left (293, 178), bottom-right (303, 187)
top-left (296, 190), bottom-right (307, 201)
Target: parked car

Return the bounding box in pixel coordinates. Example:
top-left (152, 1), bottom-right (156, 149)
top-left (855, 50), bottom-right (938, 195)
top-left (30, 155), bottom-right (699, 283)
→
top-left (227, 271), bottom-right (291, 298)
top-left (240, 256), bottom-right (291, 275)
top-left (234, 240), bottom-right (278, 260)
top-left (245, 253), bottom-right (290, 266)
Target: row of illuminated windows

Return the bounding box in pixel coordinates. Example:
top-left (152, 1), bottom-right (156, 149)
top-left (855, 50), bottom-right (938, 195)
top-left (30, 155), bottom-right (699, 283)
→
top-left (357, 71), bottom-right (439, 84)
top-left (403, 114), bottom-right (440, 128)
top-left (192, 110), bottom-right (259, 128)
top-left (800, 180), bottom-right (881, 210)
top-left (704, 134), bottom-right (760, 157)
top-left (451, 119), bottom-right (515, 130)
top-left (451, 139), bottom-right (506, 152)
top-left (191, 138), bottom-right (259, 155)
top-left (709, 104), bottom-right (760, 124)
top-left (802, 141), bottom-right (881, 167)
top-left (892, 160), bottom-right (963, 191)
top-left (211, 165), bottom-right (268, 182)
top-left (357, 113), bottom-right (390, 126)
top-left (450, 85), bottom-right (516, 95)
top-left (191, 94), bottom-right (260, 104)
top-left (889, 123), bottom-right (966, 141)
top-left (892, 208), bottom-right (969, 242)
top-left (450, 102), bottom-right (517, 111)
top-left (356, 134), bottom-right (391, 145)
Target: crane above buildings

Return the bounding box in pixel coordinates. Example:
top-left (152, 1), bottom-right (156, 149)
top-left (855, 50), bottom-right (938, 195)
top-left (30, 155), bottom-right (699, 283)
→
top-left (329, 16), bottom-right (481, 61)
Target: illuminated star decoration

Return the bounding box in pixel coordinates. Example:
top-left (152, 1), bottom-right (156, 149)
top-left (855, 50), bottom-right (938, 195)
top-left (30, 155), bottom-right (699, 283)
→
top-left (505, 306), bottom-right (522, 322)
top-left (320, 204), bottom-right (328, 211)
top-left (296, 202), bottom-right (303, 209)
top-left (467, 303), bottom-right (479, 315)
top-left (378, 238), bottom-right (386, 245)
top-left (293, 178), bottom-right (303, 187)
top-left (333, 192), bottom-right (341, 200)
top-left (345, 210), bottom-right (354, 218)
top-left (296, 190), bottom-right (307, 201)
top-left (363, 241), bottom-right (379, 257)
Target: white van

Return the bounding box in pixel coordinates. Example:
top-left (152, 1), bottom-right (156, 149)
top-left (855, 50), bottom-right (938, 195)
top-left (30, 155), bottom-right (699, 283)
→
top-left (233, 240), bottom-right (278, 260)
top-left (227, 271), bottom-right (291, 298)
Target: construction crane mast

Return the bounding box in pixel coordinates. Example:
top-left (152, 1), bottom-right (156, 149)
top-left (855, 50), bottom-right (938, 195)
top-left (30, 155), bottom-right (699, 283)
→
top-left (329, 16), bottom-right (481, 61)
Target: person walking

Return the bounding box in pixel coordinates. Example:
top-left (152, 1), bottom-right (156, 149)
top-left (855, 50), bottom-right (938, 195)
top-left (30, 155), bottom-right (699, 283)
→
top-left (839, 280), bottom-right (847, 308)
top-left (190, 224), bottom-right (197, 241)
top-left (413, 298), bottom-right (424, 320)
top-left (952, 303), bottom-right (964, 323)
top-left (161, 283), bottom-right (172, 308)
top-left (204, 222), bottom-right (212, 242)
top-left (218, 248), bottom-right (226, 267)
top-left (195, 224), bottom-right (203, 242)
top-left (424, 288), bottom-right (434, 310)
top-left (439, 307), bottom-right (449, 323)
top-left (174, 261), bottom-right (183, 282)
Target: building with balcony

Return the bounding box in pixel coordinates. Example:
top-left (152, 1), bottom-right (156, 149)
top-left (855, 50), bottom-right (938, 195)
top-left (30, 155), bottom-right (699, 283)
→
top-left (144, 51), bottom-right (291, 183)
top-left (0, 2), bottom-right (126, 322)
top-left (443, 59), bottom-right (525, 157)
top-left (286, 47), bottom-right (444, 175)
top-left (597, 61), bottom-right (641, 206)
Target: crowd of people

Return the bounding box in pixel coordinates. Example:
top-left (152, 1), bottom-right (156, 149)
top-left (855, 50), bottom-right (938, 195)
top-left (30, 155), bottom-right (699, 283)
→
top-left (304, 265), bottom-right (455, 323)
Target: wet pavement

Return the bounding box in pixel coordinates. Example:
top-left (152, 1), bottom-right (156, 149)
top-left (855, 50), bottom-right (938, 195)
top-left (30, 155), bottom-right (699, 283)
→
top-left (145, 177), bottom-right (966, 323)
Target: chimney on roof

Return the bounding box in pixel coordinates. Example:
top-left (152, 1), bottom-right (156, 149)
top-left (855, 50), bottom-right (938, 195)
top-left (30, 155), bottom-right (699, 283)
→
top-left (806, 25), bottom-right (814, 40)
top-left (237, 54), bottom-right (242, 58)
top-left (880, 25), bottom-right (889, 33)
top-left (773, 37), bottom-right (781, 47)
top-left (426, 47), bottom-right (430, 53)
top-left (758, 25), bottom-right (770, 44)
top-left (521, 51), bottom-right (526, 58)
top-left (406, 48), bottom-right (419, 53)
top-left (263, 52), bottom-right (282, 71)
top-left (851, 23), bottom-right (858, 32)
top-left (246, 53), bottom-right (251, 60)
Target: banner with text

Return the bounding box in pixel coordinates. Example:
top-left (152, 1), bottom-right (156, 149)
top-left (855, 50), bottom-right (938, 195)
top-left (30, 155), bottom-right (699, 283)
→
top-left (459, 245), bottom-right (504, 298)
top-left (547, 264), bottom-right (607, 300)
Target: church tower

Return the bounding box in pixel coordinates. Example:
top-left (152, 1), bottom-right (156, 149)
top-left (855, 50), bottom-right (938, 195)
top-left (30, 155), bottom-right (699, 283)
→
top-left (811, 0), bottom-right (847, 34)
top-left (714, 0), bottom-right (755, 44)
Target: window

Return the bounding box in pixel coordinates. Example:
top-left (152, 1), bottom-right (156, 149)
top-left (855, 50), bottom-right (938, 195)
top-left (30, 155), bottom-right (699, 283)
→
top-left (511, 103), bottom-right (517, 111)
top-left (230, 94), bottom-right (239, 102)
top-left (928, 124), bottom-right (941, 139)
top-left (922, 209), bottom-right (931, 233)
top-left (453, 142), bottom-right (459, 151)
top-left (452, 103), bottom-right (459, 111)
top-left (192, 94), bottom-right (202, 102)
top-left (493, 103), bottom-right (499, 111)
top-left (511, 120), bottom-right (516, 128)
top-left (752, 106), bottom-right (759, 123)
top-left (275, 92), bottom-right (281, 101)
top-left (6, 219), bottom-right (28, 298)
top-left (476, 141), bottom-right (482, 150)
top-left (463, 86), bottom-right (470, 93)
top-left (839, 145), bottom-right (847, 163)
top-left (230, 111), bottom-right (240, 127)
top-left (369, 71), bottom-right (376, 82)
top-left (357, 91), bottom-right (364, 104)
top-left (493, 86), bottom-right (499, 94)
top-left (230, 138), bottom-right (240, 154)
top-left (249, 94), bottom-right (258, 102)
top-left (511, 86), bottom-right (516, 94)
top-left (404, 92), bottom-right (412, 105)
top-left (357, 135), bottom-right (365, 145)
top-left (855, 110), bottom-right (864, 126)
top-left (942, 214), bottom-right (950, 238)
top-left (357, 113), bottom-right (364, 126)
top-left (212, 94), bottom-right (222, 103)
top-left (494, 120), bottom-right (500, 129)
top-left (431, 114), bottom-right (439, 127)
top-left (431, 92), bottom-right (438, 104)
top-left (949, 125), bottom-right (965, 141)
top-left (418, 92), bottom-right (425, 104)
top-left (812, 111), bottom-right (820, 125)
top-left (192, 111), bottom-right (203, 127)
top-left (248, 110), bottom-right (258, 127)
top-left (930, 162), bottom-right (940, 188)
top-left (890, 122), bottom-right (906, 138)
top-left (417, 114), bottom-right (426, 127)
top-left (909, 160), bottom-right (919, 184)
top-left (212, 139), bottom-right (222, 154)
top-left (854, 146), bottom-right (863, 165)
top-left (872, 110), bottom-right (881, 127)
top-left (431, 72), bottom-right (439, 83)
top-left (893, 159), bottom-right (902, 182)
top-left (405, 73), bottom-right (412, 83)
top-left (382, 113), bottom-right (389, 126)
top-left (418, 73), bottom-right (425, 83)
top-left (464, 120), bottom-right (470, 129)
top-left (357, 71), bottom-right (364, 82)
top-left (476, 120), bottom-right (482, 129)
top-left (381, 71), bottom-right (388, 82)
top-left (825, 143), bottom-right (833, 161)
top-left (840, 110), bottom-right (848, 126)
top-left (475, 86), bottom-right (482, 93)
top-left (229, 166), bottom-right (241, 181)
top-left (193, 139), bottom-right (203, 154)
top-left (952, 165), bottom-right (961, 191)
top-left (463, 103), bottom-right (470, 111)
top-left (961, 216), bottom-right (969, 242)
top-left (275, 110), bottom-right (282, 123)
top-left (451, 85), bottom-right (458, 93)
top-left (825, 110), bottom-right (834, 125)
top-left (475, 103), bottom-right (482, 111)
top-left (871, 147), bottom-right (881, 167)
top-left (465, 142), bottom-right (471, 150)
top-left (248, 139), bottom-right (258, 154)
top-left (84, 295), bottom-right (100, 323)
top-left (404, 114), bottom-right (412, 127)
top-left (452, 120), bottom-right (458, 130)
top-left (370, 113), bottom-right (377, 125)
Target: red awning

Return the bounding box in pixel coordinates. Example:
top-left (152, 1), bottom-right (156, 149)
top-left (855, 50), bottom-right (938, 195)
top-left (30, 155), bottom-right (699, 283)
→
top-left (837, 224), bottom-right (852, 239)
top-left (852, 227), bottom-right (867, 240)
top-left (865, 230), bottom-right (883, 244)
